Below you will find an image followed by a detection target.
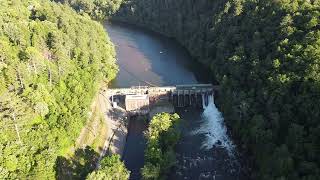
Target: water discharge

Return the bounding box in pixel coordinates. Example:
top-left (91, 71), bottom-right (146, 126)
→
top-left (194, 95), bottom-right (236, 156)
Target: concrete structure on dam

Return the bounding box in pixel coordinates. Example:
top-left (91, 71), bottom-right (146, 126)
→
top-left (107, 84), bottom-right (218, 116)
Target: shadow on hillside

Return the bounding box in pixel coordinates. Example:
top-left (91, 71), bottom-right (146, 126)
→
top-left (55, 146), bottom-right (99, 180)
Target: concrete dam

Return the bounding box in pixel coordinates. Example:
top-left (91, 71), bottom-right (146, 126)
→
top-left (107, 84), bottom-right (218, 116)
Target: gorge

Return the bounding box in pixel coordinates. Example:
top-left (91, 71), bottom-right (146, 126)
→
top-left (1, 0), bottom-right (319, 179)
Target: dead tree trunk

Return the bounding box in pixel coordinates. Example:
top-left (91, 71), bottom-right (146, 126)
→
top-left (12, 112), bottom-right (22, 145)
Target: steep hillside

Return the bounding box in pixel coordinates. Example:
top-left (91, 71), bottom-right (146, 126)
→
top-left (52, 0), bottom-right (123, 19)
top-left (0, 0), bottom-right (117, 178)
top-left (113, 0), bottom-right (320, 179)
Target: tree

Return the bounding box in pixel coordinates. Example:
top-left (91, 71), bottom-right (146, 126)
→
top-left (142, 113), bottom-right (181, 179)
top-left (86, 155), bottom-right (130, 180)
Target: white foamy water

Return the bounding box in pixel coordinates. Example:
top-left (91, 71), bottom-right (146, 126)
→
top-left (192, 95), bottom-right (236, 156)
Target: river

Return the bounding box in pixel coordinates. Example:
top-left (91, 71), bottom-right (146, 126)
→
top-left (104, 22), bottom-right (245, 180)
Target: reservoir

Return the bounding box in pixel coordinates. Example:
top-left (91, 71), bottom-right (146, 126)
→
top-left (104, 22), bottom-right (245, 180)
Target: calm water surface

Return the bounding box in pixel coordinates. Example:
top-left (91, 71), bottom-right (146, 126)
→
top-left (104, 22), bottom-right (245, 180)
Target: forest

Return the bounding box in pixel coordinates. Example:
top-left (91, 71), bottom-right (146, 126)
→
top-left (113, 0), bottom-right (320, 179)
top-left (1, 0), bottom-right (320, 179)
top-left (0, 0), bottom-right (118, 178)
top-left (52, 0), bottom-right (123, 19)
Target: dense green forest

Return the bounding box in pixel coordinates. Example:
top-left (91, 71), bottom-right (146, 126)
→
top-left (113, 0), bottom-right (320, 179)
top-left (0, 0), bottom-right (118, 178)
top-left (142, 113), bottom-right (181, 180)
top-left (86, 154), bottom-right (130, 179)
top-left (52, 0), bottom-right (123, 19)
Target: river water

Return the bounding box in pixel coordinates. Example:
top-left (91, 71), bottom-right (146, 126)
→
top-left (104, 22), bottom-right (245, 180)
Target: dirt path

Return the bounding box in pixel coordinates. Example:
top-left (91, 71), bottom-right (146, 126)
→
top-left (72, 95), bottom-right (102, 154)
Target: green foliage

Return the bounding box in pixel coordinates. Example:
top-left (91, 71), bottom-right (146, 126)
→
top-left (54, 0), bottom-right (123, 19)
top-left (141, 163), bottom-right (160, 180)
top-left (142, 113), bottom-right (181, 180)
top-left (0, 0), bottom-right (117, 178)
top-left (113, 0), bottom-right (320, 179)
top-left (86, 154), bottom-right (130, 180)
